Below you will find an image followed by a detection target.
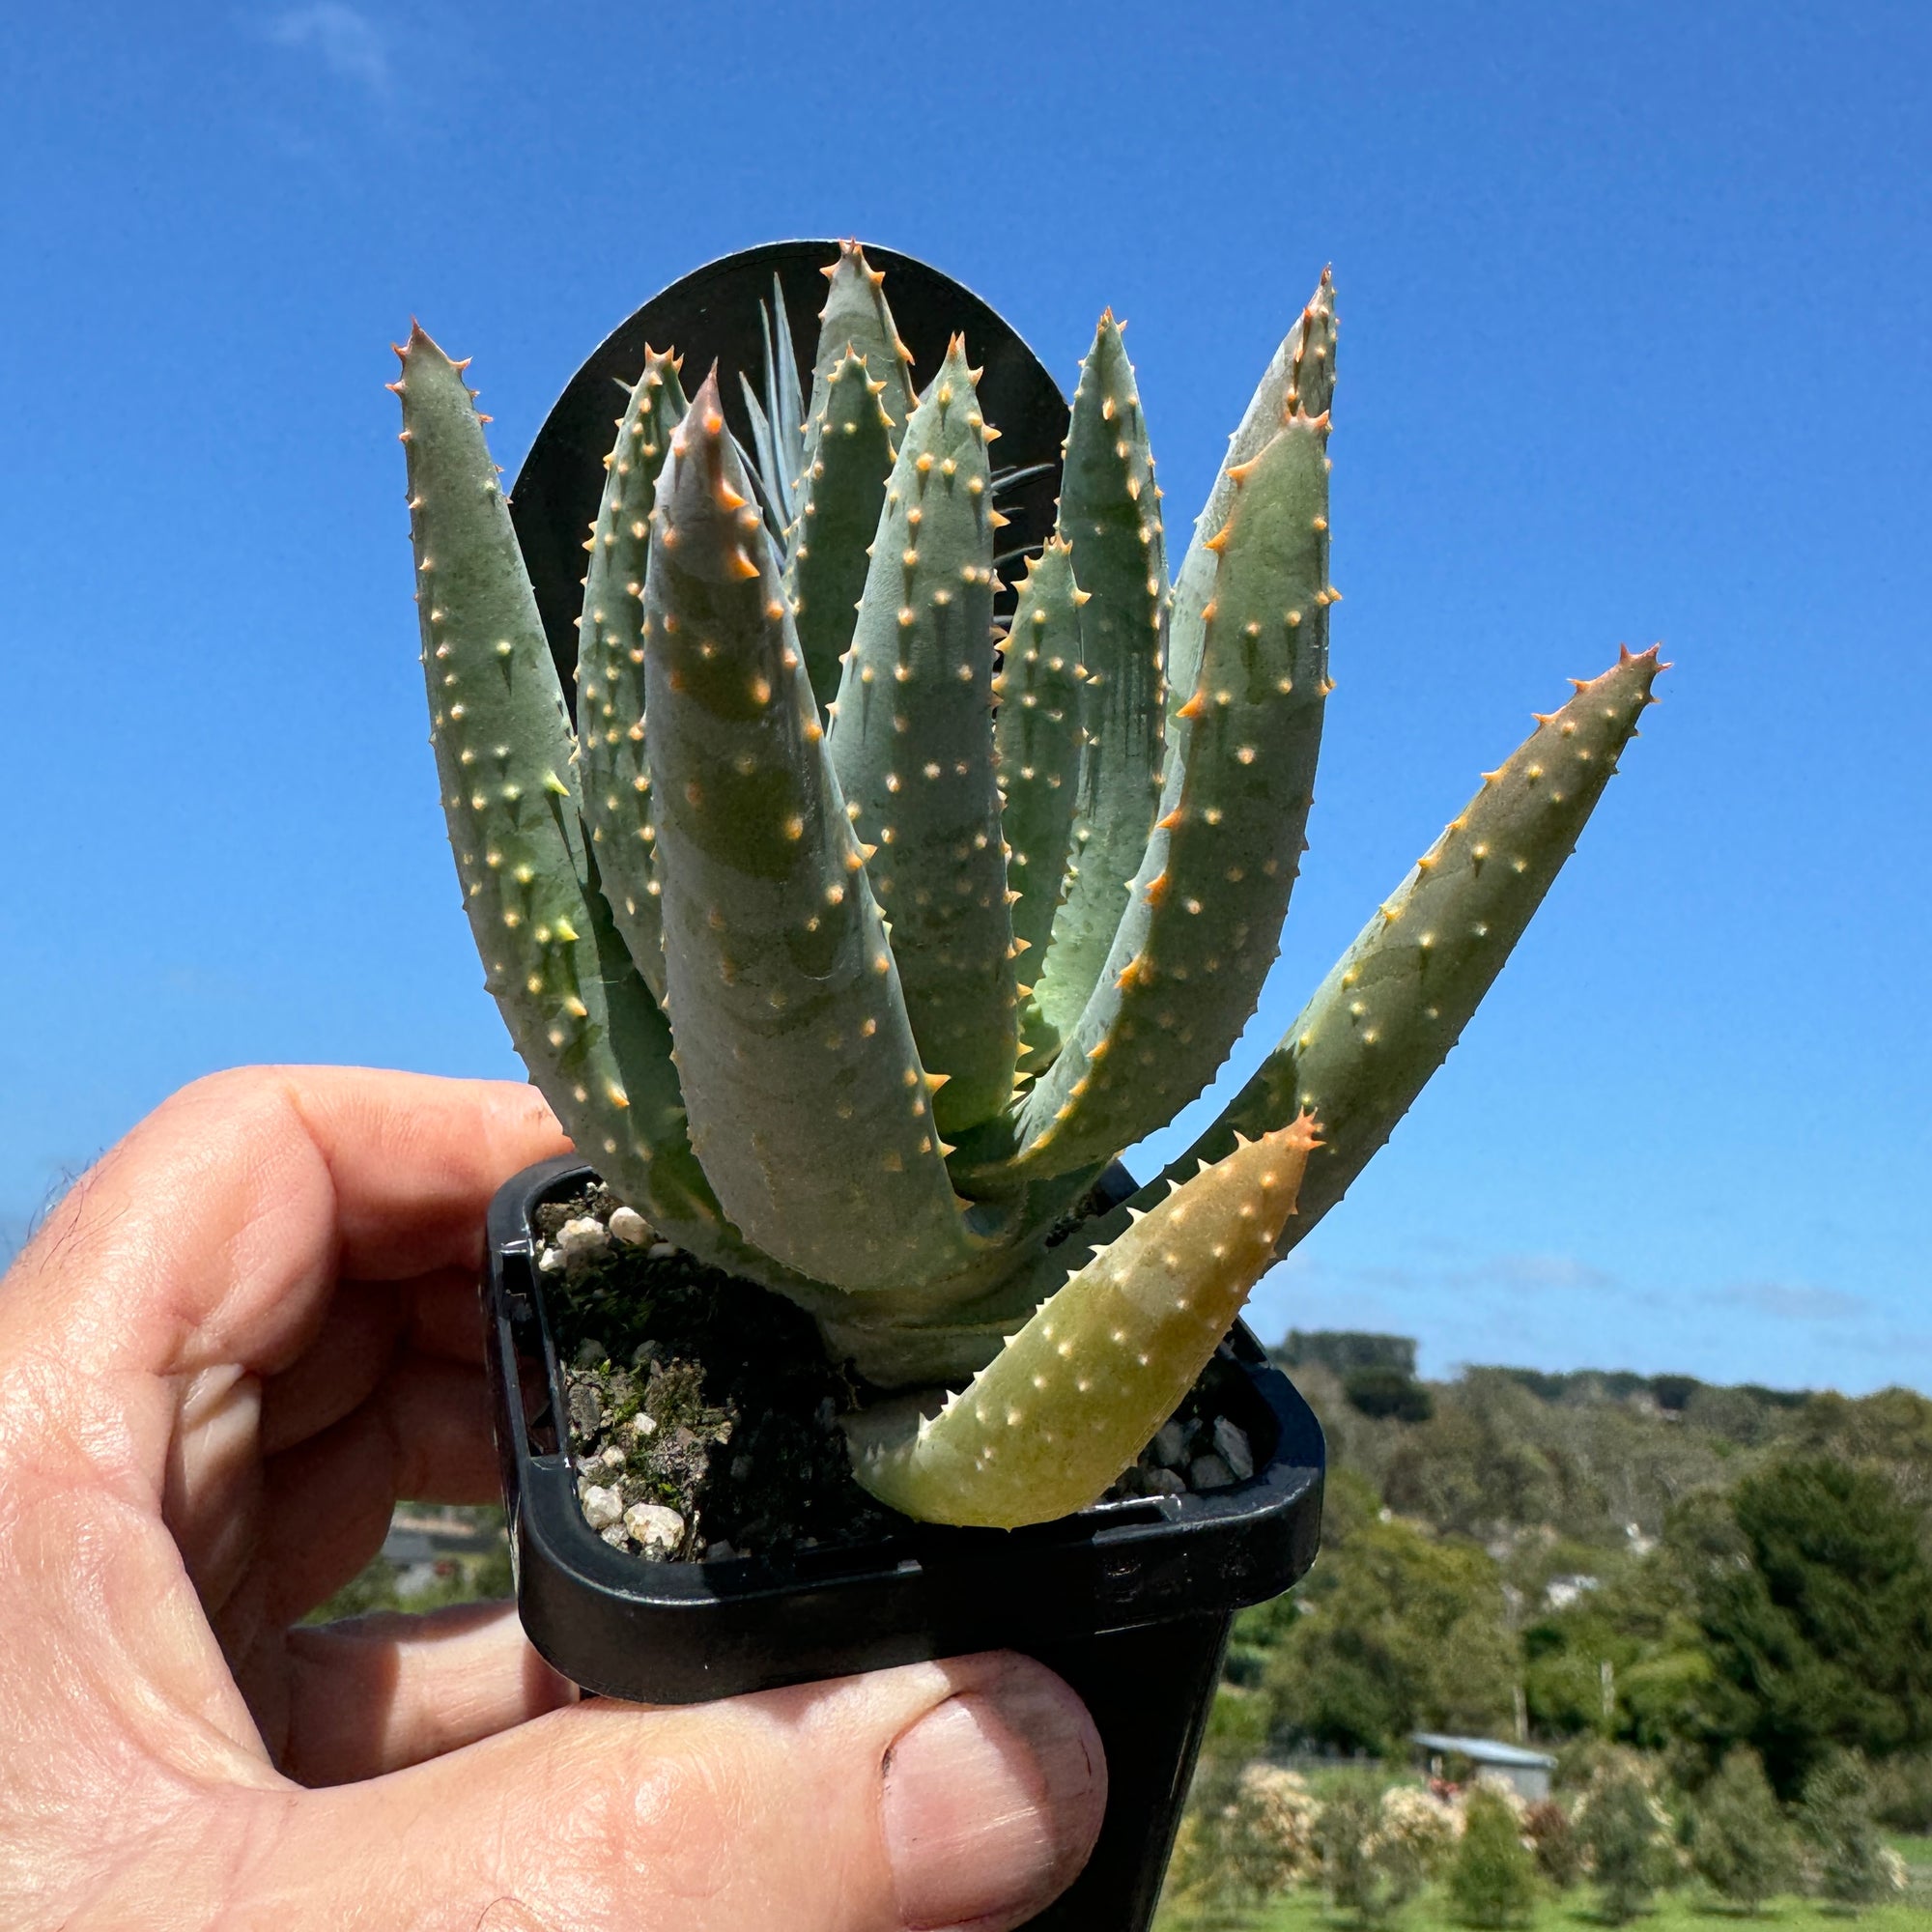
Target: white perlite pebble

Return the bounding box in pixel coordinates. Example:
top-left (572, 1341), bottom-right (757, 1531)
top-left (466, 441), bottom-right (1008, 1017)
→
top-left (1151, 1420), bottom-right (1190, 1468)
top-left (646, 1241), bottom-right (677, 1261)
top-left (558, 1217), bottom-right (611, 1266)
top-left (608, 1206), bottom-right (651, 1245)
top-left (579, 1484), bottom-right (623, 1531)
top-left (624, 1502), bottom-right (685, 1555)
top-left (600, 1444), bottom-right (626, 1468)
top-left (630, 1411), bottom-right (658, 1439)
top-left (1189, 1454), bottom-right (1236, 1492)
top-left (1212, 1417), bottom-right (1255, 1482)
top-left (599, 1524), bottom-right (629, 1548)
top-left (537, 1245), bottom-right (564, 1274)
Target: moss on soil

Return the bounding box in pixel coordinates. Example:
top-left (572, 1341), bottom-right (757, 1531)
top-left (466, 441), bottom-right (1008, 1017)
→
top-left (539, 1185), bottom-right (895, 1563)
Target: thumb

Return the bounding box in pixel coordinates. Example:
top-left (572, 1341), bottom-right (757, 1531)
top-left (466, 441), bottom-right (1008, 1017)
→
top-left (270, 1650), bottom-right (1105, 1931)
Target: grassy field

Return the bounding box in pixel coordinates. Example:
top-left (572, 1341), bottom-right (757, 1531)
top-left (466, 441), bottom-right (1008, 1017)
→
top-left (1157, 1838), bottom-right (1932, 1931)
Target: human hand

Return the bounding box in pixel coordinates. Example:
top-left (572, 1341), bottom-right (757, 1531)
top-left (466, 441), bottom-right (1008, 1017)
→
top-left (0, 1066), bottom-right (1105, 1929)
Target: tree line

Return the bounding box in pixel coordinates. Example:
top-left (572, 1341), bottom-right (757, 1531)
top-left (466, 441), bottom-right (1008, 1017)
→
top-left (1236, 1348), bottom-right (1932, 1810)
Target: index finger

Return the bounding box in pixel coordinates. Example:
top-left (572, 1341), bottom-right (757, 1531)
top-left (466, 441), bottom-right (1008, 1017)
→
top-left (5, 1065), bottom-right (571, 1380)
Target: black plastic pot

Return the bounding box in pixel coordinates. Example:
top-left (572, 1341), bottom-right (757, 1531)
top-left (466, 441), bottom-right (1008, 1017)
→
top-left (508, 238), bottom-right (1071, 698)
top-left (483, 1156), bottom-right (1325, 1930)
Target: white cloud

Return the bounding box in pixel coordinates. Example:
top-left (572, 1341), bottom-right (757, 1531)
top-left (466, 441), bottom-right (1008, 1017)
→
top-left (263, 4), bottom-right (392, 98)
top-left (1274, 1248), bottom-right (1618, 1302)
top-left (1714, 1279), bottom-right (1870, 1322)
top-left (1449, 1252), bottom-right (1618, 1295)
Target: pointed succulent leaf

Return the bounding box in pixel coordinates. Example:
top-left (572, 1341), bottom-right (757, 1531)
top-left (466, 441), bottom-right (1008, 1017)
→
top-left (808, 240), bottom-right (916, 455)
top-left (1151, 647), bottom-right (1666, 1246)
top-left (735, 374), bottom-right (787, 540)
top-left (739, 276), bottom-right (808, 546)
top-left (817, 1286), bottom-right (1058, 1389)
top-left (765, 276), bottom-right (808, 506)
top-left (980, 410), bottom-right (1334, 1180)
top-left (643, 371), bottom-right (982, 1293)
top-left (1030, 312), bottom-right (1170, 1055)
top-left (577, 348), bottom-right (689, 1000)
top-left (810, 1155), bottom-right (1114, 1383)
top-left (1169, 270), bottom-right (1336, 732)
top-left (788, 347), bottom-right (897, 708)
top-left (845, 1119), bottom-right (1318, 1526)
top-left (995, 537), bottom-right (1090, 1066)
top-left (394, 326), bottom-right (731, 1255)
top-left (828, 339), bottom-right (1019, 1136)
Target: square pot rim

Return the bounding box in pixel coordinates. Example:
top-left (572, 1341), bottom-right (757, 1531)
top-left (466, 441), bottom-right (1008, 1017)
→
top-left (485, 1153), bottom-right (1324, 1704)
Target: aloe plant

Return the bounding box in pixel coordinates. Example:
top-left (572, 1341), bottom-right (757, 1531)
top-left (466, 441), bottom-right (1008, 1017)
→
top-left (393, 242), bottom-right (1663, 1529)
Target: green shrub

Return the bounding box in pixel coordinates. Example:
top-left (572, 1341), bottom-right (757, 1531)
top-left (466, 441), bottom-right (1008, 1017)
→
top-left (1576, 1756), bottom-right (1674, 1924)
top-left (1870, 1750), bottom-right (1932, 1833)
top-left (1263, 1517), bottom-right (1518, 1755)
top-left (1345, 1366), bottom-right (1434, 1422)
top-left (1319, 1777), bottom-right (1426, 1926)
top-left (1690, 1747), bottom-right (1798, 1912)
top-left (1166, 1759), bottom-right (1321, 1921)
top-left (1800, 1752), bottom-right (1904, 1911)
top-left (1694, 1458), bottom-right (1932, 1797)
top-left (1521, 1797), bottom-right (1583, 1889)
top-left (1378, 1784), bottom-right (1461, 1878)
top-left (1446, 1786), bottom-right (1538, 1928)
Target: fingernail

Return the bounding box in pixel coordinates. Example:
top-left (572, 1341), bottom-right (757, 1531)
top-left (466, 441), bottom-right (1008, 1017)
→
top-left (882, 1662), bottom-right (1106, 1930)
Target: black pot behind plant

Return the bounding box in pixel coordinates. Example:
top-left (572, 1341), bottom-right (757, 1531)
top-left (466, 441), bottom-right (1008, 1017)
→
top-left (509, 238), bottom-right (1070, 696)
top-left (484, 1155), bottom-right (1324, 1932)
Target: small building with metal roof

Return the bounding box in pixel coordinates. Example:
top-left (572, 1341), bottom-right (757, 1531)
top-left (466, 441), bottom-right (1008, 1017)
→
top-left (1410, 1732), bottom-right (1559, 1804)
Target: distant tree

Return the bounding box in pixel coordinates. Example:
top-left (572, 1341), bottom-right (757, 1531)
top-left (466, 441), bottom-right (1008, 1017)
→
top-left (1799, 1753), bottom-right (1901, 1911)
top-left (1380, 1378), bottom-right (1566, 1539)
top-left (1283, 1330), bottom-right (1417, 1379)
top-left (1346, 1366), bottom-right (1435, 1423)
top-left (1616, 1645), bottom-right (1720, 1757)
top-left (1520, 1510), bottom-right (1716, 1750)
top-left (1521, 1798), bottom-right (1583, 1889)
top-left (1374, 1367), bottom-right (1739, 1550)
top-left (1445, 1786), bottom-right (1537, 1928)
top-left (1690, 1748), bottom-right (1799, 1912)
top-left (1740, 1382), bottom-right (1813, 1412)
top-left (1650, 1375), bottom-right (1701, 1412)
top-left (1784, 1387), bottom-right (1932, 1508)
top-left (1196, 1680), bottom-right (1270, 1764)
top-left (1576, 1757), bottom-right (1674, 1925)
top-left (1264, 1513), bottom-right (1516, 1755)
top-left (1224, 1468), bottom-right (1381, 1688)
top-left (1870, 1751), bottom-right (1932, 1833)
top-left (1683, 1382), bottom-right (1778, 1446)
top-left (1317, 1779), bottom-right (1381, 1920)
top-left (1167, 1760), bottom-right (1321, 1921)
top-left (1318, 1777), bottom-right (1425, 1927)
top-left (1692, 1458), bottom-right (1932, 1795)
top-left (1378, 1785), bottom-right (1461, 1879)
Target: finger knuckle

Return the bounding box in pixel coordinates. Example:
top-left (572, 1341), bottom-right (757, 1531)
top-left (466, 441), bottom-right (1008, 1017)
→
top-left (559, 1723), bottom-right (758, 1898)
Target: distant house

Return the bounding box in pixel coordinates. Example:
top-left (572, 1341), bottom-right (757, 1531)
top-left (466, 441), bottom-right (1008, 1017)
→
top-left (1544, 1573), bottom-right (1601, 1611)
top-left (1411, 1733), bottom-right (1558, 1804)
top-left (380, 1522), bottom-right (441, 1599)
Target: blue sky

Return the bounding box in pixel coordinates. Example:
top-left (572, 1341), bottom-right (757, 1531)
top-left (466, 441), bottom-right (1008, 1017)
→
top-left (3, 2), bottom-right (1926, 1393)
